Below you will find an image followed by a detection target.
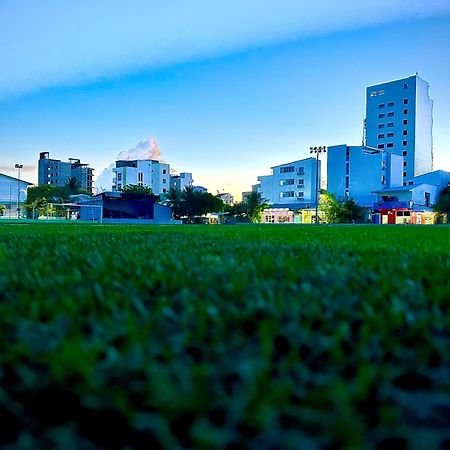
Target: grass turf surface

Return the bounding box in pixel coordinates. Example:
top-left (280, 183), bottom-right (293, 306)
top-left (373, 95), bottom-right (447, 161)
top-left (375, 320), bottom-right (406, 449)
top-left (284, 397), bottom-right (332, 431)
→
top-left (0, 223), bottom-right (449, 449)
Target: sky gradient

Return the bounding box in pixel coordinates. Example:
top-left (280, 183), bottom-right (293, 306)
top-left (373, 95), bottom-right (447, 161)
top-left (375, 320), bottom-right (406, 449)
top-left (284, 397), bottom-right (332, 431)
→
top-left (1, 1), bottom-right (450, 198)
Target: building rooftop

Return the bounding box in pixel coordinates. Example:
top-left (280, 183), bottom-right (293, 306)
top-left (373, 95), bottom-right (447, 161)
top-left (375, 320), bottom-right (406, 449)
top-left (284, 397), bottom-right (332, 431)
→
top-left (0, 172), bottom-right (33, 185)
top-left (271, 157), bottom-right (316, 169)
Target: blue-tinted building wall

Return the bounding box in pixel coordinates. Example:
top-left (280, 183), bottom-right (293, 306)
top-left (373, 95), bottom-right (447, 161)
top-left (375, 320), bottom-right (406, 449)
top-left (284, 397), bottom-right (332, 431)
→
top-left (365, 75), bottom-right (433, 183)
top-left (327, 145), bottom-right (403, 207)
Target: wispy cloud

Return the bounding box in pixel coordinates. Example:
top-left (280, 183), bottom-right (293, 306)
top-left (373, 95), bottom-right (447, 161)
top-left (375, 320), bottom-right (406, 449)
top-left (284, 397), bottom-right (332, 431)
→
top-left (0, 164), bottom-right (35, 172)
top-left (1, 0), bottom-right (449, 98)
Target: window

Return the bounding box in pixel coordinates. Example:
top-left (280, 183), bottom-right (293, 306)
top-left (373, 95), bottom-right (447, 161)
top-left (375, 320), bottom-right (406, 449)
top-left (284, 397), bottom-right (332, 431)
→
top-left (378, 124), bottom-right (385, 129)
top-left (162, 169), bottom-right (167, 174)
top-left (345, 177), bottom-right (349, 189)
top-left (388, 102), bottom-right (394, 107)
top-left (117, 173), bottom-right (122, 181)
top-left (345, 147), bottom-right (350, 161)
top-left (280, 179), bottom-right (294, 186)
top-left (403, 119), bottom-right (408, 125)
top-left (404, 83), bottom-right (408, 89)
top-left (345, 163), bottom-right (349, 175)
top-left (381, 160), bottom-right (386, 170)
top-left (138, 172), bottom-right (143, 183)
top-left (378, 103), bottom-right (385, 109)
top-left (403, 182), bottom-right (407, 186)
top-left (381, 175), bottom-right (386, 184)
top-left (402, 150), bottom-right (407, 156)
top-left (378, 144), bottom-right (385, 149)
top-left (378, 133), bottom-right (385, 139)
top-left (403, 99), bottom-right (408, 105)
top-left (280, 166), bottom-right (295, 173)
top-left (297, 192), bottom-right (304, 198)
top-left (387, 143), bottom-right (394, 148)
top-left (387, 132), bottom-right (394, 138)
top-left (281, 191), bottom-right (295, 198)
top-left (388, 112), bottom-right (394, 117)
top-left (403, 171), bottom-right (407, 177)
top-left (118, 183), bottom-right (122, 190)
top-left (297, 166), bottom-right (304, 175)
top-left (378, 113), bottom-right (385, 119)
top-left (408, 181), bottom-right (414, 185)
top-left (297, 179), bottom-right (304, 186)
top-left (425, 192), bottom-right (430, 207)
top-left (387, 122), bottom-right (394, 127)
top-left (403, 141), bottom-right (407, 146)
top-left (403, 109), bottom-right (408, 115)
top-left (163, 178), bottom-right (166, 184)
top-left (403, 130), bottom-right (408, 136)
top-left (403, 161), bottom-right (407, 167)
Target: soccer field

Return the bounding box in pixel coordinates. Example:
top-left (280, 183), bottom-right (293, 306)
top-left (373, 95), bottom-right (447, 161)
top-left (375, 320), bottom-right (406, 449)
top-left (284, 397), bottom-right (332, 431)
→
top-left (0, 223), bottom-right (449, 449)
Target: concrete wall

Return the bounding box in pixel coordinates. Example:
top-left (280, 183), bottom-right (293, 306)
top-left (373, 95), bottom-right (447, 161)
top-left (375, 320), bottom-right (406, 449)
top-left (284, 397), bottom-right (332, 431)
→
top-left (327, 145), bottom-right (403, 207)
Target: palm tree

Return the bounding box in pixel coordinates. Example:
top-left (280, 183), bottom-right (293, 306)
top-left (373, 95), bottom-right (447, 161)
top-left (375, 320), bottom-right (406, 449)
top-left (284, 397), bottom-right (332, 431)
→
top-left (165, 186), bottom-right (183, 219)
top-left (65, 177), bottom-right (82, 194)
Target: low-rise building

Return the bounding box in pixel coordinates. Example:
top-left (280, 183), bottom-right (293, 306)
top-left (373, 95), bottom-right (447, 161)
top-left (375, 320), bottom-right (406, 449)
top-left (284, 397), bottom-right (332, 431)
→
top-left (0, 173), bottom-right (33, 218)
top-left (112, 159), bottom-right (170, 195)
top-left (327, 145), bottom-right (403, 207)
top-left (216, 192), bottom-right (234, 205)
top-left (38, 152), bottom-right (94, 194)
top-left (170, 172), bottom-right (193, 191)
top-left (79, 191), bottom-right (179, 224)
top-left (257, 157), bottom-right (320, 208)
top-left (372, 170), bottom-right (450, 224)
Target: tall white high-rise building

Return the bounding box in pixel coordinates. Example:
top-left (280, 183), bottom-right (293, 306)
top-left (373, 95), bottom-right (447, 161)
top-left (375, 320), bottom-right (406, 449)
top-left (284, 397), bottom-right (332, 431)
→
top-left (365, 74), bottom-right (433, 185)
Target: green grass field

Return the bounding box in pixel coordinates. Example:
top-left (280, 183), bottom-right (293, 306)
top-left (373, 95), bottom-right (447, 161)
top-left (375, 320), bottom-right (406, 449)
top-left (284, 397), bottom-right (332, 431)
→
top-left (0, 223), bottom-right (449, 449)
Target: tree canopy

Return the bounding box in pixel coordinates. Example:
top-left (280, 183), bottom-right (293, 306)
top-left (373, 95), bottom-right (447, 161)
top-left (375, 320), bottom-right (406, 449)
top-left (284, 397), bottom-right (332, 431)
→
top-left (165, 186), bottom-right (224, 222)
top-left (121, 184), bottom-right (154, 195)
top-left (319, 192), bottom-right (366, 224)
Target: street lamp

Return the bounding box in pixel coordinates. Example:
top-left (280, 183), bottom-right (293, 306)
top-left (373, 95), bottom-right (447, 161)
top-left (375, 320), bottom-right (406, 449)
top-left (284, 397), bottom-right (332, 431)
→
top-left (309, 146), bottom-right (326, 224)
top-left (15, 164), bottom-right (23, 219)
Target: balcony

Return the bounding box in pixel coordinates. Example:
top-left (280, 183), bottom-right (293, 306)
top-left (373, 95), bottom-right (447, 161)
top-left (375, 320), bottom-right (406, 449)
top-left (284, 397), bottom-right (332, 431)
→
top-left (373, 200), bottom-right (410, 210)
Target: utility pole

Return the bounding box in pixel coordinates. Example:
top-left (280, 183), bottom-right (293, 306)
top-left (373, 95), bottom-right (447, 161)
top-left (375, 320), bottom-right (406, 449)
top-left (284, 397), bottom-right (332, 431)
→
top-left (309, 146), bottom-right (326, 224)
top-left (15, 164), bottom-right (23, 219)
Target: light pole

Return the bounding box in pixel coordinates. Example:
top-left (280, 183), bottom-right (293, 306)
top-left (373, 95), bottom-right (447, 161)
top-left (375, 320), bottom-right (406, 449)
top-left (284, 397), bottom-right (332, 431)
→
top-left (15, 164), bottom-right (23, 219)
top-left (309, 146), bottom-right (326, 224)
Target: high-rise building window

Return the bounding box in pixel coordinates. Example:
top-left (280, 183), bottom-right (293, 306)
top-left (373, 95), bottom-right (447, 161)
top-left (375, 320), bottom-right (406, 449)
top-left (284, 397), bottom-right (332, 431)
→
top-left (378, 124), bottom-right (385, 129)
top-left (387, 143), bottom-right (394, 148)
top-left (378, 134), bottom-right (385, 139)
top-left (345, 177), bottom-right (349, 189)
top-left (388, 102), bottom-right (394, 107)
top-left (345, 147), bottom-right (350, 161)
top-left (403, 141), bottom-right (408, 146)
top-left (403, 161), bottom-right (407, 167)
top-left (387, 132), bottom-right (394, 138)
top-left (388, 112), bottom-right (394, 117)
top-left (403, 119), bottom-right (408, 125)
top-left (404, 83), bottom-right (408, 89)
top-left (403, 130), bottom-right (408, 136)
top-left (378, 104), bottom-right (385, 109)
top-left (345, 163), bottom-right (349, 175)
top-left (403, 171), bottom-right (407, 177)
top-left (403, 99), bottom-right (408, 105)
top-left (378, 113), bottom-right (385, 119)
top-left (378, 144), bottom-right (385, 149)
top-left (403, 182), bottom-right (407, 186)
top-left (402, 150), bottom-right (407, 156)
top-left (403, 109), bottom-right (408, 115)
top-left (387, 122), bottom-right (394, 127)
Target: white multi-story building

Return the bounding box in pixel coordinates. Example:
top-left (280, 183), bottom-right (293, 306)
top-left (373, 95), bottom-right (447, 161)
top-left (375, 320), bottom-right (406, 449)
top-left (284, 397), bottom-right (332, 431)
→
top-left (365, 74), bottom-right (433, 183)
top-left (170, 172), bottom-right (193, 191)
top-left (112, 160), bottom-right (170, 195)
top-left (216, 192), bottom-right (234, 205)
top-left (257, 157), bottom-right (320, 208)
top-left (327, 145), bottom-right (403, 207)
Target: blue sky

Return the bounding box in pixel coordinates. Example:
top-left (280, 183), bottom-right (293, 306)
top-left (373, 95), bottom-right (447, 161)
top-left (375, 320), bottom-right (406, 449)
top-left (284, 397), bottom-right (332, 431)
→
top-left (1, 1), bottom-right (450, 198)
